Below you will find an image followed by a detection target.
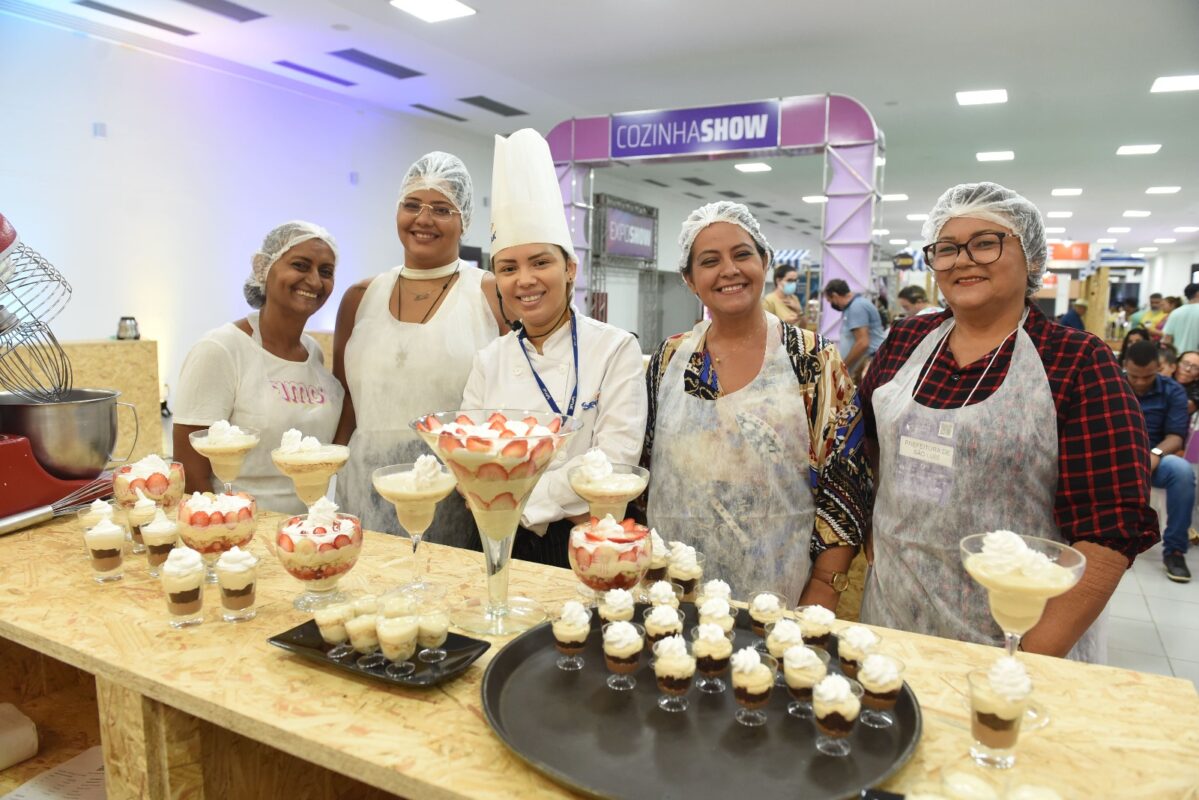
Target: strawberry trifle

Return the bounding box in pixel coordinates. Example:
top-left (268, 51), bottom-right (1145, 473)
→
top-left (274, 497), bottom-right (362, 610)
top-left (271, 429), bottom-right (350, 506)
top-left (113, 454), bottom-right (185, 510)
top-left (189, 421), bottom-right (260, 488)
top-left (177, 491), bottom-right (257, 580)
top-left (567, 449), bottom-right (649, 522)
top-left (568, 515), bottom-right (653, 592)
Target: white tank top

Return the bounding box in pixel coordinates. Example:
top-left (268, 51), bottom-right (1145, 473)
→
top-left (338, 263), bottom-right (498, 540)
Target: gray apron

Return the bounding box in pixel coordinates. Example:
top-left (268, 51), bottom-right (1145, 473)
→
top-left (647, 315), bottom-right (815, 603)
top-left (861, 314), bottom-right (1105, 663)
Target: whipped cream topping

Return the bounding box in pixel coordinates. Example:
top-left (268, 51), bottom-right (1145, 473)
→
top-left (649, 529), bottom-right (668, 565)
top-left (578, 448), bottom-right (613, 481)
top-left (308, 497), bottom-right (340, 528)
top-left (84, 517), bottom-right (123, 542)
top-left (768, 618), bottom-right (804, 647)
top-left (859, 653), bottom-right (901, 688)
top-left (699, 597), bottom-right (731, 619)
top-left (784, 644), bottom-right (823, 670)
top-left (142, 508), bottom-right (176, 535)
top-left (700, 579), bottom-right (731, 601)
top-left (813, 673), bottom-right (853, 704)
top-left (668, 541), bottom-right (699, 571)
top-left (279, 428), bottom-right (321, 453)
top-left (439, 419), bottom-right (553, 441)
top-left (988, 656), bottom-right (1032, 702)
top-left (411, 454), bottom-right (443, 489)
top-left (646, 605), bottom-right (680, 628)
top-left (694, 622), bottom-right (728, 645)
top-left (559, 600), bottom-right (590, 628)
top-left (206, 420), bottom-right (254, 445)
top-left (602, 588), bottom-right (634, 615)
top-left (799, 604), bottom-right (836, 627)
top-left (128, 454), bottom-right (170, 480)
top-left (654, 634), bottom-right (688, 660)
top-left (750, 592), bottom-right (782, 614)
top-left (216, 546), bottom-right (257, 572)
top-left (602, 620), bottom-right (640, 650)
top-left (730, 646), bottom-right (762, 674)
top-left (593, 515), bottom-right (625, 539)
top-left (840, 625), bottom-right (880, 654)
top-left (133, 488), bottom-right (155, 512)
top-left (163, 546), bottom-right (204, 577)
top-left (184, 491), bottom-right (252, 514)
top-left (89, 499), bottom-right (114, 518)
top-left (647, 581), bottom-right (677, 605)
top-left (977, 529), bottom-right (1061, 580)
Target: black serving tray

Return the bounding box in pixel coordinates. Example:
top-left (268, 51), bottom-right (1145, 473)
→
top-left (481, 604), bottom-right (921, 800)
top-left (268, 619), bottom-right (490, 687)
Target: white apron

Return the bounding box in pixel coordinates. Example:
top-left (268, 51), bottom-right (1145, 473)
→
top-left (338, 263), bottom-right (498, 544)
top-left (647, 315), bottom-right (816, 603)
top-left (861, 316), bottom-right (1106, 663)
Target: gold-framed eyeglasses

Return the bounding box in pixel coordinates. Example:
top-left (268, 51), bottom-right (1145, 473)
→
top-left (922, 232), bottom-right (1020, 271)
top-left (399, 201), bottom-right (461, 220)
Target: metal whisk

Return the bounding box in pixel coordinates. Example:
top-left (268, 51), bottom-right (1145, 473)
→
top-left (0, 471), bottom-right (112, 536)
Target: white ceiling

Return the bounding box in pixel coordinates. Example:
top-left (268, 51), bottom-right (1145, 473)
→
top-left (7, 0), bottom-right (1199, 256)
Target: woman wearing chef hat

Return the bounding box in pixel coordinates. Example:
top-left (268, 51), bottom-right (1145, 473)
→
top-left (643, 202), bottom-right (870, 608)
top-left (173, 221), bottom-right (345, 514)
top-left (461, 128), bottom-right (647, 566)
top-left (858, 182), bottom-right (1158, 661)
top-left (332, 152), bottom-right (506, 544)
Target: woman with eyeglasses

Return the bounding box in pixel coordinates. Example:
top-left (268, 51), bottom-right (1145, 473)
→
top-left (332, 152), bottom-right (506, 543)
top-left (857, 182), bottom-right (1157, 662)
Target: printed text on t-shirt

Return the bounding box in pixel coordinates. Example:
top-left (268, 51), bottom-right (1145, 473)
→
top-left (270, 380), bottom-right (328, 405)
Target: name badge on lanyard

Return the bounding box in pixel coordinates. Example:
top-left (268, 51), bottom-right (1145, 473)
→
top-left (895, 413), bottom-right (958, 504)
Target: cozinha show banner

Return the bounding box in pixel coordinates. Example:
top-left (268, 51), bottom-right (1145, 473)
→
top-left (610, 100), bottom-right (780, 159)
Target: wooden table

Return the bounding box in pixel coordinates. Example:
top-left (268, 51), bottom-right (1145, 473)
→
top-left (1, 514), bottom-right (1197, 799)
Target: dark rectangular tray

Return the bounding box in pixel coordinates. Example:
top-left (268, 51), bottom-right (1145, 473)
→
top-left (268, 619), bottom-right (490, 687)
top-left (481, 604), bottom-right (921, 800)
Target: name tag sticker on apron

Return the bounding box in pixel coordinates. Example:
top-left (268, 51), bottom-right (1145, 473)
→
top-left (898, 435), bottom-right (955, 468)
top-left (895, 411), bottom-right (958, 504)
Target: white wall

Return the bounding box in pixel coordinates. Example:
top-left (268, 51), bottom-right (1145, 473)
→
top-left (1145, 250), bottom-right (1199, 296)
top-left (0, 14), bottom-right (494, 401)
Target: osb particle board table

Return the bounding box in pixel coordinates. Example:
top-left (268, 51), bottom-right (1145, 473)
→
top-left (1, 514), bottom-right (1197, 799)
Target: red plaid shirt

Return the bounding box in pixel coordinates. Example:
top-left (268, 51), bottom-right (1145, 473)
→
top-left (859, 303), bottom-right (1158, 561)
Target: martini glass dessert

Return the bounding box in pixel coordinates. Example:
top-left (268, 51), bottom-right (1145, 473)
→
top-left (189, 421), bottom-right (260, 494)
top-left (960, 530), bottom-right (1086, 729)
top-left (567, 449), bottom-right (649, 522)
top-left (271, 429), bottom-right (349, 506)
top-left (412, 410), bottom-right (579, 636)
top-left (372, 457), bottom-right (457, 591)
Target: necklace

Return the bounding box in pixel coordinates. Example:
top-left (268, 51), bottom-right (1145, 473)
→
top-left (397, 263), bottom-right (460, 324)
top-left (707, 322), bottom-right (767, 365)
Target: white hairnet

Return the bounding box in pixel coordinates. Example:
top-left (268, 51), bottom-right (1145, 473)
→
top-left (677, 201), bottom-right (773, 273)
top-left (399, 151), bottom-right (474, 231)
top-left (921, 182), bottom-right (1047, 295)
top-left (244, 221), bottom-right (338, 309)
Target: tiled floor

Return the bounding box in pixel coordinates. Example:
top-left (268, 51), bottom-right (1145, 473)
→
top-left (1106, 542), bottom-right (1199, 690)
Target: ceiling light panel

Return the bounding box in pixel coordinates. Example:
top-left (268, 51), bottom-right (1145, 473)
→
top-left (1117, 144), bottom-right (1161, 155)
top-left (735, 163), bottom-right (772, 173)
top-left (389, 0), bottom-right (476, 23)
top-left (1151, 75), bottom-right (1199, 93)
top-left (1046, 211), bottom-right (1073, 218)
top-left (956, 89), bottom-right (1008, 106)
top-left (976, 151), bottom-right (1014, 162)
top-left (1123, 210), bottom-right (1151, 218)
top-left (882, 194), bottom-right (908, 202)
top-left (1051, 188), bottom-right (1083, 196)
top-left (1145, 186), bottom-right (1181, 194)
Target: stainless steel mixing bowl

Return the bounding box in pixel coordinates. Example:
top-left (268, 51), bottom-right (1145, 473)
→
top-left (0, 389), bottom-right (138, 480)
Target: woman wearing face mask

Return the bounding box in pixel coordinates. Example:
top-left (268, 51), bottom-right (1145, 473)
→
top-left (462, 129), bottom-right (647, 566)
top-left (858, 182), bottom-right (1159, 661)
top-left (333, 152), bottom-right (506, 543)
top-left (642, 201), bottom-right (870, 608)
top-left (762, 264), bottom-right (805, 326)
top-left (173, 221), bottom-right (344, 513)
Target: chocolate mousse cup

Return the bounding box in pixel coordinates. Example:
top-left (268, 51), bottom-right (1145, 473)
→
top-left (146, 541), bottom-right (175, 572)
top-left (967, 670), bottom-right (1027, 768)
top-left (166, 586), bottom-right (204, 627)
top-left (813, 678), bottom-right (864, 757)
top-left (220, 583), bottom-right (256, 620)
top-left (89, 546), bottom-right (124, 581)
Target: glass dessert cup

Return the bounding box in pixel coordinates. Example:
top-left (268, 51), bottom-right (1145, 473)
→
top-left (113, 459), bottom-right (185, 516)
top-left (814, 677), bottom-right (864, 757)
top-left (377, 614), bottom-right (420, 678)
top-left (551, 603), bottom-right (593, 671)
top-left (690, 624), bottom-right (736, 694)
top-left (177, 492), bottom-right (258, 583)
top-left (413, 409), bottom-right (580, 636)
top-left (314, 603), bottom-right (357, 661)
top-left (733, 653), bottom-right (777, 727)
top-left (272, 513), bottom-right (363, 611)
top-left (271, 443), bottom-right (350, 506)
top-left (859, 655), bottom-right (906, 728)
top-left (652, 638), bottom-right (696, 713)
top-left (568, 517), bottom-right (652, 606)
top-left (784, 646), bottom-right (831, 719)
top-left (567, 463), bottom-right (649, 522)
top-left (960, 533), bottom-right (1086, 730)
top-left (410, 586), bottom-right (451, 663)
top-left (601, 621), bottom-right (645, 692)
top-left (84, 519), bottom-right (127, 583)
top-left (372, 462), bottom-right (457, 592)
top-left (189, 426), bottom-right (260, 494)
top-left (968, 669), bottom-right (1027, 769)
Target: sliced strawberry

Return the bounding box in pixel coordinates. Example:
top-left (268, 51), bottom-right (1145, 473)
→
top-left (237, 507), bottom-right (253, 522)
top-left (476, 463), bottom-right (509, 481)
top-left (590, 516), bottom-right (600, 525)
top-left (606, 531), bottom-right (639, 544)
top-left (438, 432), bottom-right (463, 452)
top-left (465, 436), bottom-right (492, 452)
top-left (424, 414), bottom-right (442, 431)
top-left (318, 542), bottom-right (336, 552)
top-left (488, 492), bottom-right (518, 510)
top-left (287, 516), bottom-right (301, 527)
top-left (548, 417), bottom-right (562, 433)
top-left (618, 548), bottom-right (642, 563)
top-left (190, 511), bottom-right (210, 527)
top-left (467, 492), bottom-right (489, 510)
top-left (118, 465), bottom-right (132, 474)
top-left (531, 439), bottom-right (554, 466)
top-left (448, 461), bottom-right (474, 482)
top-left (501, 439), bottom-right (528, 458)
top-left (333, 534), bottom-right (352, 549)
top-left (620, 518), bottom-right (637, 532)
top-left (499, 429), bottom-right (517, 439)
top-left (128, 478), bottom-right (147, 495)
top-left (522, 416), bottom-right (538, 426)
top-left (507, 459), bottom-right (536, 479)
top-left (313, 526), bottom-right (327, 536)
top-left (585, 528), bottom-right (605, 542)
top-left (573, 547), bottom-right (592, 570)
top-left (488, 420), bottom-right (506, 432)
top-left (145, 473), bottom-right (169, 497)
top-left (209, 511), bottom-right (224, 526)
top-left (455, 414), bottom-right (474, 425)
top-left (487, 412), bottom-right (508, 425)
top-left (414, 419), bottom-right (429, 432)
top-left (276, 533), bottom-right (295, 552)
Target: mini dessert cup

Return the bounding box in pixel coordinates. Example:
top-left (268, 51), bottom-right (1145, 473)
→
top-left (731, 649), bottom-right (777, 727)
top-left (140, 508), bottom-right (178, 578)
top-left (782, 645), bottom-right (830, 718)
top-left (313, 602), bottom-right (356, 660)
top-left (189, 423), bottom-right (260, 493)
top-left (666, 546), bottom-right (704, 603)
top-left (645, 579), bottom-right (683, 609)
top-left (837, 625), bottom-right (881, 679)
top-left (642, 605), bottom-right (684, 645)
top-left (597, 588), bottom-right (636, 623)
top-left (652, 635), bottom-right (696, 713)
top-left (215, 546), bottom-right (258, 622)
top-left (968, 666), bottom-right (1030, 769)
top-left (796, 604), bottom-right (836, 650)
top-left (569, 517), bottom-right (653, 595)
top-left (813, 675), bottom-right (864, 757)
top-left (113, 456), bottom-right (186, 512)
top-left (601, 621), bottom-right (644, 691)
top-left (414, 592), bottom-right (451, 664)
top-left (747, 590), bottom-right (788, 637)
top-left (177, 491), bottom-right (258, 583)
top-left (126, 489), bottom-right (157, 554)
top-left (551, 601), bottom-right (592, 671)
top-left (694, 578), bottom-right (733, 609)
top-left (567, 460), bottom-right (650, 522)
top-left (690, 623), bottom-right (735, 694)
top-left (161, 547), bottom-right (206, 628)
top-left (84, 518), bottom-right (127, 582)
top-left (642, 529), bottom-right (670, 587)
top-left (377, 615), bottom-right (420, 678)
top-left (763, 619), bottom-right (807, 684)
top-left (345, 614), bottom-right (384, 669)
top-left (273, 507), bottom-right (363, 611)
top-left (859, 654), bottom-right (905, 728)
top-left (697, 597), bottom-right (737, 635)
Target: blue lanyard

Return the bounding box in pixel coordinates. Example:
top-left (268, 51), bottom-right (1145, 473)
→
top-left (518, 313), bottom-right (578, 417)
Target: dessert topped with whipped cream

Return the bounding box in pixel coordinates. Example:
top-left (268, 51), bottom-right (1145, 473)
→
top-left (695, 578), bottom-right (732, 608)
top-left (797, 604), bottom-right (836, 648)
top-left (79, 498), bottom-right (115, 529)
top-left (177, 491), bottom-right (256, 556)
top-left (161, 546), bottom-right (205, 617)
top-left (837, 625), bottom-right (880, 677)
top-left (730, 647), bottom-right (774, 703)
top-left (569, 515), bottom-right (652, 591)
top-left (372, 455), bottom-right (458, 534)
top-left (859, 653), bottom-right (905, 706)
top-left (748, 591), bottom-right (786, 634)
top-left (567, 448), bottom-right (649, 520)
top-left (783, 644), bottom-right (828, 691)
top-left (271, 429), bottom-right (350, 506)
top-left (598, 587), bottom-right (636, 622)
top-left (84, 517), bottom-right (125, 573)
top-left (141, 507), bottom-right (178, 571)
top-left (191, 421), bottom-right (260, 484)
top-left (113, 454), bottom-right (185, 508)
top-left (970, 657), bottom-right (1033, 753)
top-left (813, 673), bottom-right (862, 730)
top-left (652, 634), bottom-right (696, 684)
top-left (643, 605), bottom-right (684, 643)
top-left (645, 529), bottom-right (670, 582)
top-left (692, 622), bottom-right (734, 667)
top-left (765, 618), bottom-right (805, 659)
top-left (646, 580), bottom-right (680, 608)
top-left (601, 620), bottom-right (643, 666)
top-left (698, 597), bottom-right (736, 633)
top-left (274, 497), bottom-right (363, 591)
top-left (552, 600), bottom-right (591, 648)
top-left (964, 530), bottom-right (1081, 635)
top-left (667, 541), bottom-right (703, 600)
top-left (129, 487), bottom-right (157, 524)
top-left (215, 546), bottom-right (258, 615)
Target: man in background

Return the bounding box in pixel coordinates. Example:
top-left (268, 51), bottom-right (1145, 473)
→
top-left (1163, 284), bottom-right (1199, 354)
top-left (1060, 298), bottom-right (1088, 330)
top-left (823, 279), bottom-right (885, 381)
top-left (1130, 292), bottom-right (1164, 330)
top-left (896, 285), bottom-right (940, 317)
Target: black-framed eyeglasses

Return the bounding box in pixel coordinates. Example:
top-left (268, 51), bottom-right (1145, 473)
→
top-left (399, 201), bottom-right (460, 220)
top-left (922, 232), bottom-right (1019, 271)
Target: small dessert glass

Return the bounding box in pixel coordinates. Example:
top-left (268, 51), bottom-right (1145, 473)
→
top-left (968, 669), bottom-right (1028, 769)
top-left (377, 615), bottom-right (420, 678)
top-left (668, 552), bottom-right (706, 603)
top-left (814, 678), bottom-right (864, 757)
top-left (860, 655), bottom-right (905, 729)
top-left (314, 604), bottom-right (356, 661)
top-left (689, 624), bottom-right (736, 694)
top-left (551, 605), bottom-right (592, 671)
top-left (733, 653), bottom-right (778, 727)
top-left (602, 621), bottom-right (645, 692)
top-left (346, 615), bottom-right (385, 669)
top-left (838, 629), bottom-right (881, 680)
top-left (642, 606), bottom-right (685, 645)
top-left (85, 521), bottom-right (127, 583)
top-left (163, 573), bottom-right (205, 628)
top-left (784, 646), bottom-right (831, 719)
top-left (652, 639), bottom-right (695, 714)
top-left (415, 590), bottom-right (451, 664)
top-left (747, 590), bottom-right (789, 637)
top-left (215, 555), bottom-right (258, 623)
top-left (795, 604), bottom-right (836, 651)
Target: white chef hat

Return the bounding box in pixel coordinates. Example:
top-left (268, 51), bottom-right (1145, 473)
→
top-left (490, 128), bottom-right (577, 264)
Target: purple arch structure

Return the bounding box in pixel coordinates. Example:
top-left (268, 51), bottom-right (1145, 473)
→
top-left (547, 94), bottom-right (884, 343)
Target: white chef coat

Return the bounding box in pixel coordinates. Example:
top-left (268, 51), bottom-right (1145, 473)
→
top-left (461, 311), bottom-right (648, 532)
